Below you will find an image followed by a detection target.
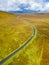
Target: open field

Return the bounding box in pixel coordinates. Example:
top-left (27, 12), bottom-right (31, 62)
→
top-left (0, 12), bottom-right (33, 62)
top-left (4, 13), bottom-right (49, 65)
top-left (0, 12), bottom-right (49, 65)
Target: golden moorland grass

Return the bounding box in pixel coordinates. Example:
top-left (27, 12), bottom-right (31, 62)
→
top-left (0, 12), bottom-right (33, 61)
top-left (5, 13), bottom-right (49, 65)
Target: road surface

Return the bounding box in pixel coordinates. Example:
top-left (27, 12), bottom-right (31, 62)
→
top-left (0, 22), bottom-right (36, 65)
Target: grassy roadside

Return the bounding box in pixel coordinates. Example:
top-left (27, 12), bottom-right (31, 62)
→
top-left (0, 12), bottom-right (49, 65)
top-left (20, 14), bottom-right (49, 65)
top-left (6, 13), bottom-right (49, 65)
top-left (5, 26), bottom-right (44, 65)
top-left (0, 12), bottom-right (33, 62)
top-left (3, 24), bottom-right (37, 65)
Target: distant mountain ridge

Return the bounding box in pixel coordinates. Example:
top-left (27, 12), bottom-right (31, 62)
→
top-left (9, 10), bottom-right (40, 13)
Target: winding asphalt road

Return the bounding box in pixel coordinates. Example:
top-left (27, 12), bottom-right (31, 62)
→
top-left (0, 23), bottom-right (36, 65)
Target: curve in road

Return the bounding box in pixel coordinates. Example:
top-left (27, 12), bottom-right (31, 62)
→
top-left (0, 23), bottom-right (37, 65)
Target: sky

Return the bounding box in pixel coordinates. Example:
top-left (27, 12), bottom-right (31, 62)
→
top-left (0, 0), bottom-right (49, 12)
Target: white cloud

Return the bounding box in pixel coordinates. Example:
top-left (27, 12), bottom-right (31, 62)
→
top-left (16, 7), bottom-right (22, 11)
top-left (0, 0), bottom-right (49, 12)
top-left (44, 2), bottom-right (49, 10)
